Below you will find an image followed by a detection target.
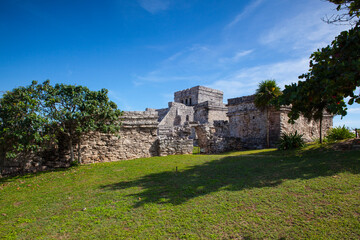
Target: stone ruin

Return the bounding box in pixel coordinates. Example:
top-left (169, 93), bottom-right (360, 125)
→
top-left (0, 85), bottom-right (333, 177)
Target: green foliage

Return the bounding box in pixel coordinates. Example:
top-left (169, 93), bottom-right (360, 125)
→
top-left (0, 81), bottom-right (55, 158)
top-left (44, 82), bottom-right (122, 162)
top-left (278, 1), bottom-right (360, 143)
top-left (254, 80), bottom-right (282, 110)
top-left (277, 131), bottom-right (305, 150)
top-left (325, 125), bottom-right (356, 141)
top-left (280, 1), bottom-right (360, 121)
top-left (254, 80), bottom-right (282, 148)
top-left (325, 0), bottom-right (360, 24)
top-left (0, 81), bottom-right (122, 160)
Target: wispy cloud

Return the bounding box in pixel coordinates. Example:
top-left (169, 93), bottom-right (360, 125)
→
top-left (227, 0), bottom-right (264, 28)
top-left (209, 58), bottom-right (309, 99)
top-left (259, 8), bottom-right (350, 53)
top-left (138, 0), bottom-right (170, 14)
top-left (108, 90), bottom-right (133, 111)
top-left (347, 107), bottom-right (360, 114)
top-left (219, 49), bottom-right (253, 63)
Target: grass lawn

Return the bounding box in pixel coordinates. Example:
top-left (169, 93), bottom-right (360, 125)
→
top-left (0, 145), bottom-right (359, 239)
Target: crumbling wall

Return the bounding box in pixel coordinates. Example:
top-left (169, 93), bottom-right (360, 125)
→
top-left (158, 102), bottom-right (194, 127)
top-left (158, 125), bottom-right (194, 156)
top-left (194, 101), bottom-right (228, 124)
top-left (280, 107), bottom-right (333, 142)
top-left (227, 95), bottom-right (269, 149)
top-left (80, 111), bottom-right (159, 164)
top-left (194, 121), bottom-right (241, 154)
top-left (227, 95), bottom-right (333, 148)
top-left (0, 110), bottom-right (160, 177)
top-left (0, 146), bottom-right (70, 177)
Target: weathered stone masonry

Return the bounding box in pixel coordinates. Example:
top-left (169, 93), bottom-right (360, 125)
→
top-left (80, 111), bottom-right (159, 164)
top-left (0, 85), bottom-right (334, 177)
top-left (227, 95), bottom-right (333, 148)
top-left (0, 110), bottom-right (193, 177)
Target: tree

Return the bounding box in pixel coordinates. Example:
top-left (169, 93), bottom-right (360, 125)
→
top-left (0, 81), bottom-right (55, 158)
top-left (0, 81), bottom-right (122, 163)
top-left (279, 0), bottom-right (360, 143)
top-left (323, 0), bottom-right (360, 25)
top-left (254, 80), bottom-right (282, 148)
top-left (42, 82), bottom-right (122, 163)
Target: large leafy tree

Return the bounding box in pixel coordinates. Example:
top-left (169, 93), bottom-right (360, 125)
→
top-left (44, 82), bottom-right (122, 163)
top-left (280, 0), bottom-right (360, 143)
top-left (0, 81), bottom-right (122, 163)
top-left (254, 80), bottom-right (282, 148)
top-left (0, 81), bottom-right (55, 158)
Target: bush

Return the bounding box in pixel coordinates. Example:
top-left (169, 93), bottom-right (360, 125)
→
top-left (325, 125), bottom-right (355, 142)
top-left (277, 131), bottom-right (305, 150)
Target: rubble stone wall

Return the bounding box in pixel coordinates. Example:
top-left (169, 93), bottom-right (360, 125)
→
top-left (0, 111), bottom-right (160, 177)
top-left (158, 137), bottom-right (193, 156)
top-left (227, 95), bottom-right (333, 148)
top-left (194, 101), bottom-right (228, 124)
top-left (280, 107), bottom-right (333, 142)
top-left (80, 111), bottom-right (159, 164)
top-left (194, 121), bottom-right (242, 154)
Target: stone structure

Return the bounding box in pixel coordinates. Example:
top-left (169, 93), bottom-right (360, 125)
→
top-left (174, 85), bottom-right (224, 106)
top-left (156, 86), bottom-right (228, 142)
top-left (0, 110), bottom-right (193, 177)
top-left (80, 111), bottom-right (159, 164)
top-left (0, 86), bottom-right (334, 177)
top-left (194, 121), bottom-right (242, 154)
top-left (227, 95), bottom-right (333, 149)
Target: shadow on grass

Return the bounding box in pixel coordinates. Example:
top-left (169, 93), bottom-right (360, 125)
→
top-left (0, 166), bottom-right (77, 184)
top-left (101, 149), bottom-right (360, 207)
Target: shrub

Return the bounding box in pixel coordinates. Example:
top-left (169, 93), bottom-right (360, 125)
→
top-left (277, 131), bottom-right (305, 150)
top-left (325, 125), bottom-right (355, 142)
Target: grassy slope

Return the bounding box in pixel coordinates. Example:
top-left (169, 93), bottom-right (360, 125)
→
top-left (0, 146), bottom-right (359, 239)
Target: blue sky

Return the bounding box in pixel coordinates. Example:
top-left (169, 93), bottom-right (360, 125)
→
top-left (1, 0), bottom-right (359, 128)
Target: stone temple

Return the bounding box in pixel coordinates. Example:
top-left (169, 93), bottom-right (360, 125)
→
top-left (0, 85), bottom-right (333, 177)
top-left (154, 85), bottom-right (333, 152)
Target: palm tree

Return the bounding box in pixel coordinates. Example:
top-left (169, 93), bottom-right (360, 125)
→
top-left (254, 80), bottom-right (282, 148)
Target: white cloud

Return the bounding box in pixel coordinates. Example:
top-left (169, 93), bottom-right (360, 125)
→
top-left (108, 90), bottom-right (133, 111)
top-left (259, 7), bottom-right (350, 53)
top-left (209, 58), bottom-right (310, 100)
top-left (219, 49), bottom-right (253, 63)
top-left (347, 107), bottom-right (360, 114)
top-left (138, 0), bottom-right (170, 14)
top-left (227, 0), bottom-right (264, 28)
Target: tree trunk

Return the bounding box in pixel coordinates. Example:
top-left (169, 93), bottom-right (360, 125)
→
top-left (77, 136), bottom-right (82, 164)
top-left (69, 137), bottom-right (74, 163)
top-left (319, 117), bottom-right (323, 144)
top-left (266, 107), bottom-right (270, 148)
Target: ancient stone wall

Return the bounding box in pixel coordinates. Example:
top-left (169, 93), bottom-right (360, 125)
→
top-left (227, 95), bottom-right (268, 148)
top-left (158, 102), bottom-right (194, 127)
top-left (0, 147), bottom-right (70, 177)
top-left (0, 109), bottom-right (198, 177)
top-left (227, 95), bottom-right (333, 148)
top-left (1, 111), bottom-right (160, 176)
top-left (194, 101), bottom-right (228, 124)
top-left (79, 111), bottom-right (159, 164)
top-left (157, 124), bottom-right (194, 156)
top-left (194, 121), bottom-right (242, 154)
top-left (156, 107), bottom-right (169, 122)
top-left (280, 107), bottom-right (333, 142)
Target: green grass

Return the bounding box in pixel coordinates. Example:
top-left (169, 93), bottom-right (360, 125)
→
top-left (1, 145), bottom-right (360, 239)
